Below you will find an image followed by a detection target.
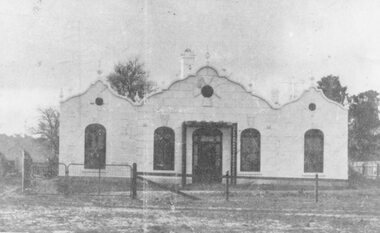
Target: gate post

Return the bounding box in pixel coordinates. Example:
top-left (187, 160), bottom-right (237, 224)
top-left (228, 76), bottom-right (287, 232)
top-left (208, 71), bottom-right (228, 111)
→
top-left (98, 166), bottom-right (101, 196)
top-left (362, 163), bottom-right (366, 176)
top-left (315, 173), bottom-right (319, 203)
top-left (22, 150), bottom-right (33, 193)
top-left (225, 171), bottom-right (230, 201)
top-left (21, 150), bottom-right (25, 193)
top-left (131, 163), bottom-right (137, 199)
top-left (64, 165), bottom-right (69, 196)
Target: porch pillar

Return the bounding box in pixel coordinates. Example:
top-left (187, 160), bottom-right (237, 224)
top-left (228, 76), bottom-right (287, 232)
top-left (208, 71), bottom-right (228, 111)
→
top-left (231, 123), bottom-right (237, 184)
top-left (182, 123), bottom-right (187, 186)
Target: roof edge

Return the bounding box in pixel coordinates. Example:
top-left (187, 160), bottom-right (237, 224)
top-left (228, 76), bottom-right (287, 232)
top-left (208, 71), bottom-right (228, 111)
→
top-left (60, 66), bottom-right (348, 111)
top-left (60, 79), bottom-right (140, 106)
top-left (280, 86), bottom-right (348, 111)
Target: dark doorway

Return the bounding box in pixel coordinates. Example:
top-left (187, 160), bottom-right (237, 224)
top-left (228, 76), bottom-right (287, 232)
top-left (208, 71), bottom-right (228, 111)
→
top-left (192, 128), bottom-right (222, 183)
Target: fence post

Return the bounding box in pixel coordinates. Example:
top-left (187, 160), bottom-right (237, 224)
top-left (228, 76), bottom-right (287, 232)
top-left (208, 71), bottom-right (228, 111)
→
top-left (64, 165), bottom-right (69, 196)
top-left (131, 163), bottom-right (137, 199)
top-left (225, 171), bottom-right (229, 201)
top-left (315, 173), bottom-right (319, 203)
top-left (22, 150), bottom-right (32, 193)
top-left (377, 164), bottom-right (380, 179)
top-left (362, 163), bottom-right (366, 176)
top-left (21, 150), bottom-right (24, 193)
top-left (98, 166), bottom-right (101, 196)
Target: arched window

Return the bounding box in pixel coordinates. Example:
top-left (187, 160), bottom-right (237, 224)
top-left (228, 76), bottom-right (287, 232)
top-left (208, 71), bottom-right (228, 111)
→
top-left (241, 128), bottom-right (261, 172)
top-left (154, 127), bottom-right (175, 170)
top-left (304, 129), bottom-right (324, 173)
top-left (84, 124), bottom-right (106, 169)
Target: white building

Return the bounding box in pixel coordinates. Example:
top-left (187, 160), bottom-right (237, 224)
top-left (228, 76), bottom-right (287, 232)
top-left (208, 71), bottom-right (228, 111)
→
top-left (59, 50), bottom-right (348, 186)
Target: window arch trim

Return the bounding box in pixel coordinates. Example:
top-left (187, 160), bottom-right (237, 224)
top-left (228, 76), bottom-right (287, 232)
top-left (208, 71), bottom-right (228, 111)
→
top-left (84, 123), bottom-right (106, 169)
top-left (154, 126), bottom-right (175, 171)
top-left (240, 128), bottom-right (261, 172)
top-left (304, 129), bottom-right (324, 173)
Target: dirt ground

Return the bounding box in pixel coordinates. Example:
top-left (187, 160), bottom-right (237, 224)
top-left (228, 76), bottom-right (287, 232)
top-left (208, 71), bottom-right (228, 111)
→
top-left (1, 178), bottom-right (380, 232)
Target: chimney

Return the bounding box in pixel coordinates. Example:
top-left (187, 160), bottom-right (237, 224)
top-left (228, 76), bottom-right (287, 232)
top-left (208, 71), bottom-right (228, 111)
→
top-left (180, 48), bottom-right (195, 79)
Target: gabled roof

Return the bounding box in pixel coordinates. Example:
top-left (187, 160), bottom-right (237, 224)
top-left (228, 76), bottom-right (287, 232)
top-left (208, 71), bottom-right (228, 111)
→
top-left (281, 85), bottom-right (347, 111)
top-left (60, 79), bottom-right (139, 106)
top-left (61, 65), bottom-right (347, 111)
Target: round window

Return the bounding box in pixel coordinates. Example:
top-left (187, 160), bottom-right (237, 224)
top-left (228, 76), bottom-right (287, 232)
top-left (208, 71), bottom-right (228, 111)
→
top-left (95, 97), bottom-right (104, 106)
top-left (309, 103), bottom-right (316, 111)
top-left (201, 85), bottom-right (214, 98)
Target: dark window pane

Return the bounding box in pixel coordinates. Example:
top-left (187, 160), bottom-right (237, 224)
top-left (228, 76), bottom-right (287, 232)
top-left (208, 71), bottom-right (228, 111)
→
top-left (95, 97), bottom-right (104, 106)
top-left (304, 129), bottom-right (324, 173)
top-left (309, 103), bottom-right (316, 111)
top-left (84, 124), bottom-right (106, 169)
top-left (240, 128), bottom-right (260, 172)
top-left (201, 85), bottom-right (214, 98)
top-left (154, 127), bottom-right (175, 170)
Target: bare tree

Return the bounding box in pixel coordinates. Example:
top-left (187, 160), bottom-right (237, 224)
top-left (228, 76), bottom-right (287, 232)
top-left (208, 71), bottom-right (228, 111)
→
top-left (32, 107), bottom-right (60, 157)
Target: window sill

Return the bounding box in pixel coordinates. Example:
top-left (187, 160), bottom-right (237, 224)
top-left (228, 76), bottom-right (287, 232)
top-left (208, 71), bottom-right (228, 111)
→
top-left (152, 170), bottom-right (175, 172)
top-left (238, 172), bottom-right (262, 176)
top-left (302, 173), bottom-right (325, 178)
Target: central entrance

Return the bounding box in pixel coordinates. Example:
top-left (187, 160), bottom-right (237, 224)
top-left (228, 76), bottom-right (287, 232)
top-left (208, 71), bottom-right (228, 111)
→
top-left (192, 128), bottom-right (222, 183)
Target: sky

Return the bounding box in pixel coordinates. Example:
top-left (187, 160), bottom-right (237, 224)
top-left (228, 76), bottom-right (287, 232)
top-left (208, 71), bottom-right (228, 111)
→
top-left (1, 0), bottom-right (380, 135)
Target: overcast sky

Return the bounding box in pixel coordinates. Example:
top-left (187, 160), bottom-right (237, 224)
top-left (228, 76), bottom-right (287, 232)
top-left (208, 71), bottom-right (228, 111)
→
top-left (1, 0), bottom-right (380, 135)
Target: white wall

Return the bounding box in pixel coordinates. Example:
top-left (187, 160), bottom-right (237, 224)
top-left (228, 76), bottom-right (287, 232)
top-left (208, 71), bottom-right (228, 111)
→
top-left (59, 67), bottom-right (348, 182)
top-left (59, 81), bottom-right (139, 177)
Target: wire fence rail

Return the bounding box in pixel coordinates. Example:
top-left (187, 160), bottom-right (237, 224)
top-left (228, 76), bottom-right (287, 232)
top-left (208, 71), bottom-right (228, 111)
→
top-left (22, 155), bottom-right (324, 202)
top-left (352, 164), bottom-right (380, 179)
top-left (222, 171), bottom-right (320, 203)
top-left (22, 160), bottom-right (137, 198)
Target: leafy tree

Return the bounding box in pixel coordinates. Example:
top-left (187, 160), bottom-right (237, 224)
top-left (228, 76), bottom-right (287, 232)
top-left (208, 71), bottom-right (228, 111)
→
top-left (32, 107), bottom-right (59, 157)
top-left (107, 58), bottom-right (156, 101)
top-left (316, 76), bottom-right (380, 161)
top-left (317, 75), bottom-right (347, 104)
top-left (348, 90), bottom-right (380, 161)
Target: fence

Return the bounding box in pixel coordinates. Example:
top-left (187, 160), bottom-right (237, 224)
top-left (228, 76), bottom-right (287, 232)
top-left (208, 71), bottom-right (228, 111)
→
top-left (23, 158), bottom-right (324, 202)
top-left (66, 163), bottom-right (134, 196)
top-left (223, 171), bottom-right (320, 203)
top-left (352, 164), bottom-right (380, 179)
top-left (31, 162), bottom-right (55, 177)
top-left (23, 160), bottom-right (137, 198)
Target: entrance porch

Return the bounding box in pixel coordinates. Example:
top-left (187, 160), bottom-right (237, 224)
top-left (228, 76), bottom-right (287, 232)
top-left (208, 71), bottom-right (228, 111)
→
top-left (182, 121), bottom-right (237, 186)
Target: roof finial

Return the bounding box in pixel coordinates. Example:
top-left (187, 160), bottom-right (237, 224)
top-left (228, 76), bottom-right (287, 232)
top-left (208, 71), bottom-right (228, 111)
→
top-left (97, 59), bottom-right (103, 76)
top-left (287, 77), bottom-right (298, 101)
top-left (205, 46), bottom-right (210, 65)
top-left (59, 88), bottom-right (64, 100)
top-left (309, 76), bottom-right (316, 87)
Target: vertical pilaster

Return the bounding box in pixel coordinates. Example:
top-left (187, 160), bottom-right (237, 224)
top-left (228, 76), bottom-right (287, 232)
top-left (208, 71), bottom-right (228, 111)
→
top-left (182, 123), bottom-right (187, 186)
top-left (231, 123), bottom-right (238, 184)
